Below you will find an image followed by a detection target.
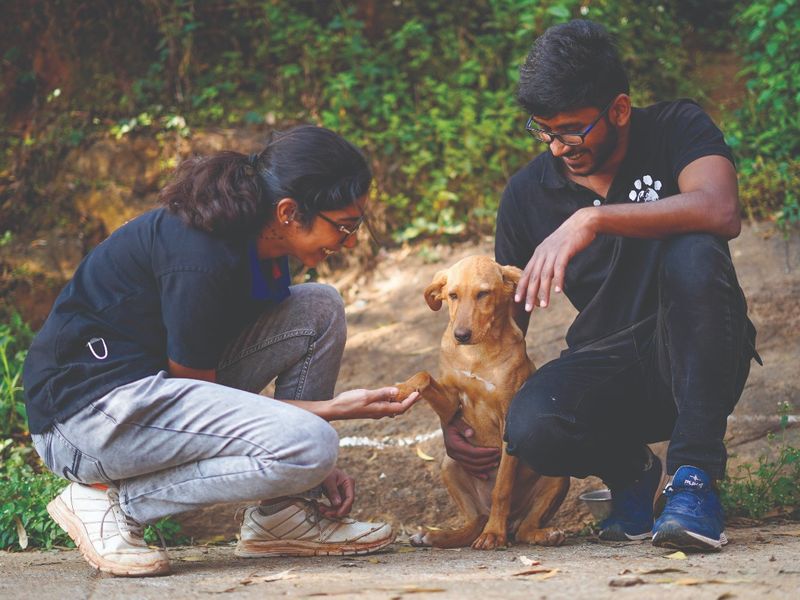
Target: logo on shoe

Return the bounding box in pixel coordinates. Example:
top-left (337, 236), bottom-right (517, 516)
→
top-left (628, 174), bottom-right (662, 202)
top-left (683, 474), bottom-right (704, 488)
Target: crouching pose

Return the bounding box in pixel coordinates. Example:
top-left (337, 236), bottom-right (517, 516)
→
top-left (23, 126), bottom-right (418, 576)
top-left (445, 21), bottom-right (759, 552)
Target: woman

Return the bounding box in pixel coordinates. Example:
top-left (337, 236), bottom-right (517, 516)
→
top-left (22, 126), bottom-right (418, 576)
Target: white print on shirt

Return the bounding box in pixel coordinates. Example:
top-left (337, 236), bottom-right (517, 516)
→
top-left (628, 174), bottom-right (662, 202)
top-left (86, 337), bottom-right (109, 360)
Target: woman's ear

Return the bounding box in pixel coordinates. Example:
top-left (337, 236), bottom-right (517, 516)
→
top-left (424, 270), bottom-right (448, 311)
top-left (275, 198), bottom-right (298, 225)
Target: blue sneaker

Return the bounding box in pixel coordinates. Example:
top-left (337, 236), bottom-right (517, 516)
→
top-left (598, 448), bottom-right (662, 541)
top-left (652, 465), bottom-right (727, 551)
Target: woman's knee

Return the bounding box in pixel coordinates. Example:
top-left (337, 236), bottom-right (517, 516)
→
top-left (291, 283), bottom-right (346, 343)
top-left (280, 417), bottom-right (339, 489)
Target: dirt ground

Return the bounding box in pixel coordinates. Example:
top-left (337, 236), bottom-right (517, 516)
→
top-left (2, 223), bottom-right (798, 598)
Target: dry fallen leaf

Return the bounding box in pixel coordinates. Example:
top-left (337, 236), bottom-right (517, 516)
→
top-left (674, 578), bottom-right (750, 586)
top-left (402, 586), bottom-right (446, 593)
top-left (518, 555), bottom-right (540, 566)
top-left (14, 516), bottom-right (28, 550)
top-left (513, 567), bottom-right (559, 580)
top-left (241, 568), bottom-right (297, 585)
top-left (425, 525), bottom-right (442, 531)
top-left (774, 529), bottom-right (800, 537)
top-left (635, 567), bottom-right (687, 575)
top-left (416, 447), bottom-right (435, 461)
top-left (665, 551), bottom-right (687, 560)
top-left (397, 546), bottom-right (416, 553)
top-left (178, 555), bottom-right (205, 561)
top-left (367, 451), bottom-right (378, 463)
top-left (608, 576), bottom-right (646, 587)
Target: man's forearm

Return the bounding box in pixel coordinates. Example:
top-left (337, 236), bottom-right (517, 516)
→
top-left (584, 189), bottom-right (740, 241)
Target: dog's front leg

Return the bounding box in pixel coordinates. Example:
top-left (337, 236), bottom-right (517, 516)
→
top-left (396, 371), bottom-right (459, 424)
top-left (472, 443), bottom-right (517, 550)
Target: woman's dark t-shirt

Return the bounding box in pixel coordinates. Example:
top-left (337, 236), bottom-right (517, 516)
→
top-left (23, 208), bottom-right (288, 434)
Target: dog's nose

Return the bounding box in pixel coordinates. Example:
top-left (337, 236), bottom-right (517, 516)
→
top-left (454, 328), bottom-right (472, 343)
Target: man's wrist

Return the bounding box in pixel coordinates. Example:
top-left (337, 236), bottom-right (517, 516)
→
top-left (577, 205), bottom-right (602, 235)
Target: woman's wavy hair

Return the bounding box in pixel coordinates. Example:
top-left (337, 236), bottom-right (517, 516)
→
top-left (160, 125), bottom-right (372, 237)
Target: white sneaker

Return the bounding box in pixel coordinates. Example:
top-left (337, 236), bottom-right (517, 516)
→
top-left (235, 498), bottom-right (395, 557)
top-left (47, 483), bottom-right (170, 576)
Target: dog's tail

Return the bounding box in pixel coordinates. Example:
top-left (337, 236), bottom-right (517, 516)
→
top-left (424, 515), bottom-right (489, 549)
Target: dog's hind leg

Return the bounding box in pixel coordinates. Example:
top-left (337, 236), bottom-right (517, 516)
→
top-left (396, 371), bottom-right (459, 424)
top-left (410, 458), bottom-right (488, 548)
top-left (514, 476), bottom-right (570, 546)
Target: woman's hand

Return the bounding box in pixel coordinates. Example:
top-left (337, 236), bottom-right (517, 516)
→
top-left (319, 467), bottom-right (355, 518)
top-left (328, 386), bottom-right (420, 420)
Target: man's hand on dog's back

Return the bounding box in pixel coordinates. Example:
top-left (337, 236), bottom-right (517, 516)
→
top-left (444, 415), bottom-right (501, 479)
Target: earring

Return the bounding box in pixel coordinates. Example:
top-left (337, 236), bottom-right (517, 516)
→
top-left (283, 220), bottom-right (289, 225)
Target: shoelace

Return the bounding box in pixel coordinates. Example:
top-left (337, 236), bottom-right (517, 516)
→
top-left (99, 494), bottom-right (166, 550)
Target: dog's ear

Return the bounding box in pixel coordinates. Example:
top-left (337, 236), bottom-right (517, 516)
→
top-left (500, 264), bottom-right (523, 298)
top-left (424, 270), bottom-right (448, 311)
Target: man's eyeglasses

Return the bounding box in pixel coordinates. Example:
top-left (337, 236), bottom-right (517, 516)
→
top-left (316, 212), bottom-right (365, 245)
top-left (525, 98), bottom-right (615, 146)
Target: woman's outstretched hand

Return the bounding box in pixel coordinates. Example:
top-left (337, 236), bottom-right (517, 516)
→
top-left (329, 386), bottom-right (420, 420)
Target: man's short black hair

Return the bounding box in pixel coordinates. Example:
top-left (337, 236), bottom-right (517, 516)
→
top-left (518, 19), bottom-right (629, 118)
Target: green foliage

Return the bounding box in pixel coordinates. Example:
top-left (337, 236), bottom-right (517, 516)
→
top-left (0, 442), bottom-right (72, 551)
top-left (1, 0), bottom-right (699, 240)
top-left (0, 313), bottom-right (32, 440)
top-left (721, 402), bottom-right (800, 520)
top-left (726, 0), bottom-right (800, 229)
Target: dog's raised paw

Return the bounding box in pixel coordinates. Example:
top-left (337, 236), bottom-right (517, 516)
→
top-left (409, 532), bottom-right (431, 547)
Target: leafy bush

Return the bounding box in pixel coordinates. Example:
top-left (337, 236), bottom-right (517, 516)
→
top-left (721, 402), bottom-right (800, 520)
top-left (1, 1), bottom-right (699, 241)
top-left (726, 0), bottom-right (800, 228)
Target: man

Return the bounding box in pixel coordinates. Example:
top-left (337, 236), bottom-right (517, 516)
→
top-left (444, 19), bottom-right (758, 551)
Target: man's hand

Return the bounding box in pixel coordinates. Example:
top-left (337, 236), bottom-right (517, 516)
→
top-left (319, 467), bottom-right (355, 518)
top-left (329, 387), bottom-right (420, 420)
top-left (443, 415), bottom-right (501, 480)
top-left (516, 208), bottom-right (597, 311)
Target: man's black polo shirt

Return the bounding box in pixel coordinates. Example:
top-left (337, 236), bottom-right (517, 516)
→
top-left (495, 99), bottom-right (735, 349)
top-left (23, 208), bottom-right (290, 434)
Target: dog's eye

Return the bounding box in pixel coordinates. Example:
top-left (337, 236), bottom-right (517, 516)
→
top-left (448, 292), bottom-right (458, 300)
top-left (476, 291), bottom-right (490, 300)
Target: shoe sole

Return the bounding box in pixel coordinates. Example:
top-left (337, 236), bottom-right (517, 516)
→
top-left (652, 522), bottom-right (727, 552)
top-left (234, 532), bottom-right (396, 558)
top-left (598, 530), bottom-right (651, 542)
top-left (47, 497), bottom-right (171, 577)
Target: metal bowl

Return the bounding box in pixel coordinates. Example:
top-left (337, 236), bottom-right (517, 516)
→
top-left (579, 488), bottom-right (612, 521)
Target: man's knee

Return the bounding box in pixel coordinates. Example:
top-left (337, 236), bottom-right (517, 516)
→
top-left (505, 393), bottom-right (577, 476)
top-left (660, 234), bottom-right (733, 297)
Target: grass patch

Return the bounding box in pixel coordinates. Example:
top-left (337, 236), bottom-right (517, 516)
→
top-left (721, 402), bottom-right (800, 520)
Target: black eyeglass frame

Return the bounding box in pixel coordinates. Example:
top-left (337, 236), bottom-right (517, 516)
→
top-left (316, 211), bottom-right (365, 245)
top-left (525, 98), bottom-right (615, 146)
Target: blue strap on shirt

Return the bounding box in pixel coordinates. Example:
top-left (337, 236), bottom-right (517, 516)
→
top-left (248, 242), bottom-right (291, 303)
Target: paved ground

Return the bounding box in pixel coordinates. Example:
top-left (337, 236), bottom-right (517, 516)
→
top-left (2, 524), bottom-right (799, 599)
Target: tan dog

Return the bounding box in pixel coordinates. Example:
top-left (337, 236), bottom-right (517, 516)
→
top-left (397, 255), bottom-right (569, 549)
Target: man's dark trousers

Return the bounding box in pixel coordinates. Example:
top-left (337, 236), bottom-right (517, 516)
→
top-left (505, 233), bottom-right (757, 485)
